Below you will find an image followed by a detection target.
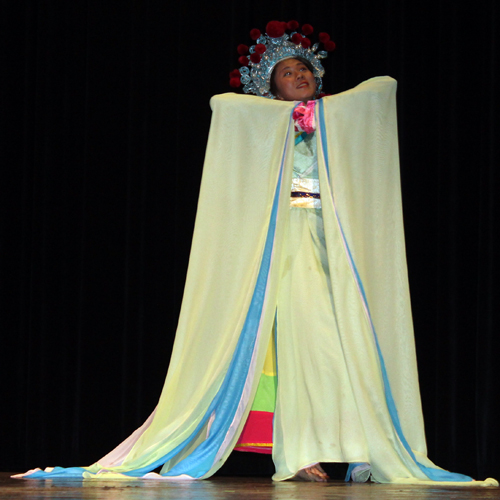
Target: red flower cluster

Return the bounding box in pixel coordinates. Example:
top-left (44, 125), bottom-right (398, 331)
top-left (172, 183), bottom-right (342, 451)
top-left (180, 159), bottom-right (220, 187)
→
top-left (324, 41), bottom-right (336, 51)
top-left (318, 32), bottom-right (330, 43)
top-left (250, 28), bottom-right (261, 40)
top-left (264, 20), bottom-right (316, 40)
top-left (266, 20), bottom-right (286, 38)
top-left (301, 37), bottom-right (311, 49)
top-left (237, 44), bottom-right (249, 55)
top-left (302, 24), bottom-right (313, 35)
top-left (229, 69), bottom-right (241, 88)
top-left (287, 23), bottom-right (334, 51)
top-left (317, 30), bottom-right (336, 50)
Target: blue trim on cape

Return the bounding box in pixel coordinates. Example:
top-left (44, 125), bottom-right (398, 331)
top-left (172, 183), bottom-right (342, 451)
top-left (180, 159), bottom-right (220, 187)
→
top-left (317, 100), bottom-right (472, 483)
top-left (161, 123), bottom-right (290, 478)
top-left (24, 112), bottom-right (293, 481)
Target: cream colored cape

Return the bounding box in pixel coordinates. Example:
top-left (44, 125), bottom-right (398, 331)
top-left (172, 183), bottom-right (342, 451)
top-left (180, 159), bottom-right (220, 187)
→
top-left (16, 77), bottom-right (497, 487)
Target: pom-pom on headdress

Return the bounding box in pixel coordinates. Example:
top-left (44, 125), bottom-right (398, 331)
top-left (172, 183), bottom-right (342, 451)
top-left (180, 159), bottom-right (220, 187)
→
top-left (230, 20), bottom-right (336, 99)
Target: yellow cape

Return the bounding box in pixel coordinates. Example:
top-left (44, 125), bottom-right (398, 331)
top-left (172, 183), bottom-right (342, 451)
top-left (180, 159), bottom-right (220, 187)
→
top-left (17, 77), bottom-right (497, 487)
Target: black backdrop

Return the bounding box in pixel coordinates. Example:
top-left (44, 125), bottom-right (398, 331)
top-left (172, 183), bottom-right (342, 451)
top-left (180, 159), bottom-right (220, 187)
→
top-left (1, 0), bottom-right (498, 480)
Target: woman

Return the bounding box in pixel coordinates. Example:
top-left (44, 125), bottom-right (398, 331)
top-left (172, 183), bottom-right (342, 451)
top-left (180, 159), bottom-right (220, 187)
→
top-left (234, 54), bottom-right (330, 482)
top-left (15, 21), bottom-right (498, 487)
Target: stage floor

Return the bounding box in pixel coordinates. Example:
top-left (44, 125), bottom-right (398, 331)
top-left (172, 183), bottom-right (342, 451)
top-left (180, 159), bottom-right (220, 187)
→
top-left (2, 473), bottom-right (500, 500)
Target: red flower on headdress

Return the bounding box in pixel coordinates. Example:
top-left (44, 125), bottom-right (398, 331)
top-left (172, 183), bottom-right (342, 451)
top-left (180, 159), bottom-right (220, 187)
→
top-left (237, 44), bottom-right (249, 55)
top-left (250, 28), bottom-right (261, 40)
top-left (254, 44), bottom-right (266, 55)
top-left (238, 56), bottom-right (249, 66)
top-left (291, 33), bottom-right (303, 44)
top-left (229, 77), bottom-right (241, 88)
top-left (301, 24), bottom-right (313, 35)
top-left (287, 20), bottom-right (299, 31)
top-left (230, 69), bottom-right (241, 79)
top-left (250, 53), bottom-right (261, 64)
top-left (266, 20), bottom-right (286, 38)
top-left (301, 37), bottom-right (311, 49)
top-left (324, 40), bottom-right (336, 51)
top-left (318, 32), bottom-right (330, 43)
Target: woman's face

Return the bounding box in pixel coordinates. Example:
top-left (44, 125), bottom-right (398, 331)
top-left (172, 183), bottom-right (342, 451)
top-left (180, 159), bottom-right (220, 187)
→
top-left (273, 58), bottom-right (316, 102)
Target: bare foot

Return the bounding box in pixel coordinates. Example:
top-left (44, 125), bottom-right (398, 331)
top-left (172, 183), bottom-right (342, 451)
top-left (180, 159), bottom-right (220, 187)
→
top-left (293, 464), bottom-right (329, 482)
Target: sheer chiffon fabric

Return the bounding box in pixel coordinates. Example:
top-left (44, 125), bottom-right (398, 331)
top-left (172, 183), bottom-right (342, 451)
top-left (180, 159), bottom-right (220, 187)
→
top-left (13, 79), bottom-right (498, 487)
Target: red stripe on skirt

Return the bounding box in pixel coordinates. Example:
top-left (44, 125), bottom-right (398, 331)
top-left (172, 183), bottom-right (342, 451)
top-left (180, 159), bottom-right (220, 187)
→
top-left (234, 410), bottom-right (273, 454)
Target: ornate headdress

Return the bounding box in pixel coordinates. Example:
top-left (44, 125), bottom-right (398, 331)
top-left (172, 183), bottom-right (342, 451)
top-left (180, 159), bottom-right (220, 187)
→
top-left (229, 20), bottom-right (336, 99)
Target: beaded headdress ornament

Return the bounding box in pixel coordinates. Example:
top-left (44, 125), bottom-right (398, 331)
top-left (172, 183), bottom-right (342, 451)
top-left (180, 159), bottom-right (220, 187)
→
top-left (229, 20), bottom-right (336, 99)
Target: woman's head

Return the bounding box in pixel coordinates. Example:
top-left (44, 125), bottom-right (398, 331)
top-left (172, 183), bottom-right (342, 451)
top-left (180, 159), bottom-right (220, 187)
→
top-left (230, 21), bottom-right (334, 98)
top-left (271, 57), bottom-right (317, 102)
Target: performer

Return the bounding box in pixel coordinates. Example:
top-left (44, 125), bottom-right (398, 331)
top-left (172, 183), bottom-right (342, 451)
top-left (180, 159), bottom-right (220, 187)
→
top-left (14, 21), bottom-right (498, 487)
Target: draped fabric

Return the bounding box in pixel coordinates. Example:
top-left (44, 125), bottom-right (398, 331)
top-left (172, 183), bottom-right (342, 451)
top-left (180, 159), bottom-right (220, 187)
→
top-left (4, 3), bottom-right (499, 482)
top-left (15, 92), bottom-right (295, 480)
top-left (14, 78), bottom-right (497, 486)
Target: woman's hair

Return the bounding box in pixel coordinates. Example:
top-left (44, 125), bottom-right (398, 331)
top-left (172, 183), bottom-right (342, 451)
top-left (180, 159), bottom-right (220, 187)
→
top-left (270, 57), bottom-right (315, 98)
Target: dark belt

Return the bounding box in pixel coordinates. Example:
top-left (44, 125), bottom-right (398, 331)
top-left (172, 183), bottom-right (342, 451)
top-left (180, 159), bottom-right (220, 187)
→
top-left (290, 191), bottom-right (320, 199)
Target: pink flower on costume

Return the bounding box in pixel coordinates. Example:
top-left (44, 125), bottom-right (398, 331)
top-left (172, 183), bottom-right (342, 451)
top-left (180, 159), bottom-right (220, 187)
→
top-left (293, 100), bottom-right (316, 134)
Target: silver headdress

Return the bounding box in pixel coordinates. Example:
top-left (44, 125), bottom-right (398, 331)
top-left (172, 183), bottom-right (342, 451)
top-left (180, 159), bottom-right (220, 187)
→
top-left (230, 21), bottom-right (336, 99)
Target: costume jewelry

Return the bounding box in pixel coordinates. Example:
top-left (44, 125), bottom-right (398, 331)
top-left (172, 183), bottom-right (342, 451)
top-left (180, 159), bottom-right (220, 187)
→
top-left (229, 20), bottom-right (336, 99)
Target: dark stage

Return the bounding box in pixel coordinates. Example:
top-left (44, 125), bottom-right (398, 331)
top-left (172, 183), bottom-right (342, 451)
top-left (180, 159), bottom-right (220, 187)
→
top-left (1, 0), bottom-right (499, 486)
top-left (2, 474), bottom-right (500, 500)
